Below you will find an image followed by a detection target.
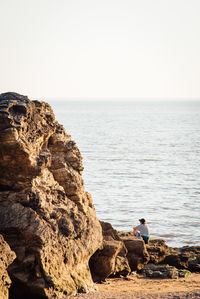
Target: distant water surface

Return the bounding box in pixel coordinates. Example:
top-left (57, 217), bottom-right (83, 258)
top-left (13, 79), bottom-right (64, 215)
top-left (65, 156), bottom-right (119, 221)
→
top-left (49, 100), bottom-right (200, 247)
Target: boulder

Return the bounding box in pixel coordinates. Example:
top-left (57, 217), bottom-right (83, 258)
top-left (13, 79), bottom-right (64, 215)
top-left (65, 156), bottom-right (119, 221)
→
top-left (121, 236), bottom-right (150, 271)
top-left (0, 234), bottom-right (16, 299)
top-left (163, 246), bottom-right (200, 272)
top-left (142, 264), bottom-right (191, 279)
top-left (110, 228), bottom-right (150, 272)
top-left (180, 246), bottom-right (200, 272)
top-left (100, 222), bottom-right (121, 241)
top-left (89, 222), bottom-right (131, 281)
top-left (146, 239), bottom-right (169, 264)
top-left (0, 92), bottom-right (102, 298)
top-left (113, 245), bottom-right (131, 278)
top-left (89, 239), bottom-right (124, 282)
top-left (162, 248), bottom-right (190, 269)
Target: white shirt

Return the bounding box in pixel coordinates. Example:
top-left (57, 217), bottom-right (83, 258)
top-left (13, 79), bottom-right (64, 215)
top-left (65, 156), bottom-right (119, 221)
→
top-left (136, 224), bottom-right (150, 236)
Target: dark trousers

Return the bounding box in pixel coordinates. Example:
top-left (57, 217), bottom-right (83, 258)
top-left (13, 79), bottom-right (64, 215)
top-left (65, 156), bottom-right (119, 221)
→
top-left (142, 235), bottom-right (149, 244)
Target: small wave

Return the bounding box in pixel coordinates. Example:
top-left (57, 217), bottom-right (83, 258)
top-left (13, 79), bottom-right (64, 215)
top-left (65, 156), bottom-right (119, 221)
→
top-left (184, 240), bottom-right (196, 245)
top-left (160, 233), bottom-right (176, 238)
top-left (143, 158), bottom-right (161, 162)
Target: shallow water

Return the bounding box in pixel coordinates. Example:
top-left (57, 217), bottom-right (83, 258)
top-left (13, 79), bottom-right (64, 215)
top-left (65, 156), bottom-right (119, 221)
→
top-left (49, 100), bottom-right (200, 247)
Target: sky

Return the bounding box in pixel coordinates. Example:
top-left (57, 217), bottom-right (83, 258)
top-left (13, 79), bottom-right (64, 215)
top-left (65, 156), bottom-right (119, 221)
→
top-left (0, 0), bottom-right (200, 100)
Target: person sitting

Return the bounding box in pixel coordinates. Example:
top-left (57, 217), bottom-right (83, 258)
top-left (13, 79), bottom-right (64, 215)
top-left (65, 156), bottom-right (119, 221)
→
top-left (133, 218), bottom-right (150, 244)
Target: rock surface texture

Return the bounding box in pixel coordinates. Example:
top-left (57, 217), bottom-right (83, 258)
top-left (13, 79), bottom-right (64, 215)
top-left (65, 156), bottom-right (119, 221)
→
top-left (89, 222), bottom-right (131, 282)
top-left (0, 92), bottom-right (102, 298)
top-left (142, 264), bottom-right (191, 279)
top-left (146, 239), bottom-right (169, 264)
top-left (121, 236), bottom-right (150, 271)
top-left (0, 234), bottom-right (16, 299)
top-left (162, 246), bottom-right (200, 272)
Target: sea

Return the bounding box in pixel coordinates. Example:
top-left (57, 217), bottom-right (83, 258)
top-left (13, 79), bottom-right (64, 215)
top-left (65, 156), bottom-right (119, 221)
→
top-left (49, 100), bottom-right (200, 248)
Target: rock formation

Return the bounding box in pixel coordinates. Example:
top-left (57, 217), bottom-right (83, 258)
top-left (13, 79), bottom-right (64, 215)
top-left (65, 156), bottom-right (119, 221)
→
top-left (89, 222), bottom-right (131, 282)
top-left (0, 92), bottom-right (102, 298)
top-left (162, 246), bottom-right (200, 272)
top-left (142, 264), bottom-right (191, 279)
top-left (89, 223), bottom-right (172, 281)
top-left (89, 239), bottom-right (124, 282)
top-left (121, 237), bottom-right (150, 271)
top-left (146, 239), bottom-right (169, 264)
top-left (0, 235), bottom-right (16, 299)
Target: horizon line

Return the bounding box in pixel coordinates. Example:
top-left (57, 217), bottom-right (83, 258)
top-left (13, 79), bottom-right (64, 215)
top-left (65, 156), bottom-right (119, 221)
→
top-left (32, 96), bottom-right (200, 102)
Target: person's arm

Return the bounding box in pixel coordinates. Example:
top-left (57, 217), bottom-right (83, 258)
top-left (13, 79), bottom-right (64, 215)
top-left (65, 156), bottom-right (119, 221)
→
top-left (133, 227), bottom-right (137, 236)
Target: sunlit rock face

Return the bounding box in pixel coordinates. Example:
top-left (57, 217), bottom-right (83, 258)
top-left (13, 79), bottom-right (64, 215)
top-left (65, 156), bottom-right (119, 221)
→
top-left (0, 92), bottom-right (102, 298)
top-left (89, 222), bottom-right (131, 282)
top-left (0, 234), bottom-right (16, 299)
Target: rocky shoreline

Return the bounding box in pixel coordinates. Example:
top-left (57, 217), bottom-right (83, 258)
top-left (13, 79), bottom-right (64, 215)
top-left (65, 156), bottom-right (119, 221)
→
top-left (0, 92), bottom-right (199, 299)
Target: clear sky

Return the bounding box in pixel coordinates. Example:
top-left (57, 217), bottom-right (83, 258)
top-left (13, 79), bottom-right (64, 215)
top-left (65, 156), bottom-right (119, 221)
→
top-left (0, 0), bottom-right (200, 100)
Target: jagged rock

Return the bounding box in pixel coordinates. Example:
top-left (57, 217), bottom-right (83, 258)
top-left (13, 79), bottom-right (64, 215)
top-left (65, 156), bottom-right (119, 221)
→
top-left (89, 222), bottom-right (131, 281)
top-left (146, 239), bottom-right (169, 264)
top-left (0, 234), bottom-right (16, 299)
top-left (99, 225), bottom-right (149, 273)
top-left (112, 243), bottom-right (131, 278)
top-left (121, 237), bottom-right (150, 271)
top-left (89, 239), bottom-right (124, 282)
top-left (117, 231), bottom-right (132, 238)
top-left (142, 264), bottom-right (178, 279)
top-left (142, 264), bottom-right (191, 279)
top-left (162, 248), bottom-right (190, 269)
top-left (0, 92), bottom-right (102, 298)
top-left (180, 246), bottom-right (200, 272)
top-left (163, 246), bottom-right (200, 272)
top-left (100, 222), bottom-right (121, 241)
top-left (101, 222), bottom-right (131, 277)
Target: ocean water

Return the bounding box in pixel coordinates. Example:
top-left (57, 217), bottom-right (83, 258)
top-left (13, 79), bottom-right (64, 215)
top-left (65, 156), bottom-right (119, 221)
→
top-left (49, 100), bottom-right (200, 248)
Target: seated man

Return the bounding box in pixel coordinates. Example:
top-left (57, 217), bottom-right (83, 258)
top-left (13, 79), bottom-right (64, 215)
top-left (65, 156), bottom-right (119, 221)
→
top-left (133, 218), bottom-right (150, 244)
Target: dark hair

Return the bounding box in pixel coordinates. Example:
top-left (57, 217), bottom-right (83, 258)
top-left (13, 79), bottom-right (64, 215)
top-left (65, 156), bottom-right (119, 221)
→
top-left (139, 218), bottom-right (146, 224)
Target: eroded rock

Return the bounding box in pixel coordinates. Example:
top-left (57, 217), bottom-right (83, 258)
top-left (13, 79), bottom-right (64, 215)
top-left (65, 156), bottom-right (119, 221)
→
top-left (0, 234), bottom-right (16, 299)
top-left (0, 92), bottom-right (102, 298)
top-left (146, 239), bottom-right (169, 264)
top-left (121, 237), bottom-right (150, 271)
top-left (89, 222), bottom-right (131, 282)
top-left (113, 244), bottom-right (131, 278)
top-left (163, 246), bottom-right (200, 272)
top-left (89, 239), bottom-right (124, 282)
top-left (142, 264), bottom-right (191, 279)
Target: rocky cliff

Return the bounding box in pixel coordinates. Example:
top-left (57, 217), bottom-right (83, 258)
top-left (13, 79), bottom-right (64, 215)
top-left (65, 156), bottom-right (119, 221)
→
top-left (0, 92), bottom-right (102, 298)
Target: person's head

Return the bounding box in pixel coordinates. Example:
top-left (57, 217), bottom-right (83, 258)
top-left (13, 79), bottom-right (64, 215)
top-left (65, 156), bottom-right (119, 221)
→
top-left (139, 218), bottom-right (146, 224)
